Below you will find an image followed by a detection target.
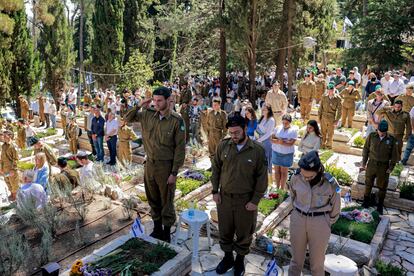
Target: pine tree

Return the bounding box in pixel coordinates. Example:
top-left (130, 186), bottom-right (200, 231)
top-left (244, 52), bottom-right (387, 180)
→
top-left (38, 0), bottom-right (74, 103)
top-left (91, 0), bottom-right (125, 88)
top-left (120, 49), bottom-right (153, 90)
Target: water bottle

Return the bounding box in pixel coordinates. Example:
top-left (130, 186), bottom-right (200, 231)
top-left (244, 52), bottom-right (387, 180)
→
top-left (188, 201), bottom-right (195, 219)
top-left (266, 242), bottom-right (273, 254)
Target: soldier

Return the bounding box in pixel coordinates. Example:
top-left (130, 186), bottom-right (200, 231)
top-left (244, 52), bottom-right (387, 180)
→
top-left (179, 80), bottom-right (192, 142)
top-left (124, 86), bottom-right (186, 243)
top-left (318, 83), bottom-right (342, 149)
top-left (264, 80), bottom-right (288, 126)
top-left (377, 100), bottom-right (411, 160)
top-left (212, 114), bottom-right (267, 276)
top-left (16, 118), bottom-right (26, 150)
top-left (297, 73), bottom-right (316, 121)
top-left (67, 115), bottom-right (79, 155)
top-left (83, 91), bottom-right (92, 106)
top-left (38, 95), bottom-right (45, 127)
top-left (314, 74), bottom-right (326, 104)
top-left (19, 95), bottom-right (30, 121)
top-left (29, 137), bottom-right (58, 170)
top-left (52, 157), bottom-right (80, 190)
top-left (288, 151), bottom-right (341, 276)
top-left (117, 117), bottom-right (139, 166)
top-left (339, 80), bottom-right (361, 128)
top-left (0, 130), bottom-right (20, 201)
top-left (396, 83), bottom-right (414, 113)
top-left (361, 120), bottom-right (399, 214)
top-left (206, 97), bottom-right (227, 165)
top-left (60, 103), bottom-right (68, 137)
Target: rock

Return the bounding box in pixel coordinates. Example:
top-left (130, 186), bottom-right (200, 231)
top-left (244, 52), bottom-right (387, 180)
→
top-left (403, 260), bottom-right (414, 272)
top-left (334, 130), bottom-right (352, 143)
top-left (200, 254), bottom-right (221, 272)
top-left (246, 254), bottom-right (265, 267)
top-left (409, 213), bottom-right (414, 227)
top-left (104, 185), bottom-right (112, 197)
top-left (327, 236), bottom-right (370, 266)
top-left (357, 171), bottom-right (366, 184)
top-left (110, 188), bottom-right (124, 200)
top-left (383, 239), bottom-right (396, 250)
top-left (395, 245), bottom-right (407, 252)
top-left (407, 248), bottom-right (414, 255)
top-left (245, 262), bottom-right (265, 274)
top-left (210, 244), bottom-right (224, 258)
top-left (381, 250), bottom-right (394, 257)
top-left (389, 215), bottom-right (403, 223)
top-left (387, 176), bottom-right (399, 191)
top-left (185, 237), bottom-right (212, 252)
top-left (210, 208), bottom-right (218, 222)
top-left (191, 259), bottom-right (203, 275)
top-left (400, 235), bottom-right (414, 243)
top-left (400, 168), bottom-right (410, 179)
top-left (397, 251), bottom-right (414, 264)
top-left (256, 213), bottom-right (265, 231)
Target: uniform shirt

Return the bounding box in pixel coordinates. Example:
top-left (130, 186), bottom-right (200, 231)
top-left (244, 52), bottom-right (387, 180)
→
top-left (118, 125), bottom-right (138, 143)
top-left (265, 89), bottom-right (288, 113)
top-left (314, 79), bottom-right (326, 100)
top-left (339, 88), bottom-right (361, 109)
top-left (256, 117), bottom-right (275, 142)
top-left (298, 132), bottom-right (321, 154)
top-left (377, 108), bottom-right (412, 138)
top-left (67, 123), bottom-right (79, 139)
top-left (271, 125), bottom-right (298, 154)
top-left (396, 94), bottom-right (414, 113)
top-left (206, 110), bottom-right (227, 137)
top-left (124, 105), bottom-right (186, 173)
top-left (388, 79), bottom-right (405, 97)
top-left (211, 138), bottom-right (268, 205)
top-left (318, 94), bottom-right (342, 121)
top-left (362, 132), bottom-right (399, 166)
top-left (289, 171), bottom-right (341, 225)
top-left (34, 144), bottom-right (58, 166)
top-left (1, 142), bottom-right (18, 171)
top-left (297, 81), bottom-right (316, 101)
top-left (180, 88), bottom-right (192, 105)
top-left (105, 118), bottom-right (119, 136)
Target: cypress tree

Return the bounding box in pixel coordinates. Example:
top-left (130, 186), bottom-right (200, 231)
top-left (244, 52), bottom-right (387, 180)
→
top-left (92, 0), bottom-right (125, 88)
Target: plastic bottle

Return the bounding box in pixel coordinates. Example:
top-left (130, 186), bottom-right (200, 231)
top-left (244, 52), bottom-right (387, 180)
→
top-left (266, 242), bottom-right (273, 254)
top-left (188, 201), bottom-right (195, 218)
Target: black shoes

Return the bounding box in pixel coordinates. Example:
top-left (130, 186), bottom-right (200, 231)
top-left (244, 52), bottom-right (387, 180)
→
top-left (234, 254), bottom-right (245, 276)
top-left (162, 226), bottom-right (171, 243)
top-left (377, 204), bottom-right (384, 215)
top-left (150, 220), bottom-right (163, 240)
top-left (362, 196), bottom-right (370, 208)
top-left (216, 252), bottom-right (235, 274)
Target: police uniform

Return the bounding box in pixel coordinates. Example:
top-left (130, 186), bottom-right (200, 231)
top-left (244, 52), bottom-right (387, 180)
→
top-left (288, 151), bottom-right (341, 276)
top-left (124, 87), bottom-right (186, 242)
top-left (179, 86), bottom-right (192, 142)
top-left (16, 124), bottom-right (26, 149)
top-left (318, 89), bottom-right (342, 149)
top-left (339, 86), bottom-right (361, 128)
top-left (297, 81), bottom-right (316, 121)
top-left (19, 96), bottom-right (30, 120)
top-left (206, 109), bottom-right (227, 159)
top-left (117, 124), bottom-right (138, 165)
top-left (314, 78), bottom-right (326, 103)
top-left (362, 121), bottom-right (399, 213)
top-left (67, 119), bottom-right (79, 154)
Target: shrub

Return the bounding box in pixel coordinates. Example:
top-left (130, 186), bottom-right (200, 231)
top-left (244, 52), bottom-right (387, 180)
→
top-left (352, 136), bottom-right (365, 148)
top-left (17, 161), bottom-right (35, 170)
top-left (67, 160), bottom-right (80, 169)
top-left (258, 189), bottom-right (288, 216)
top-left (400, 182), bottom-right (414, 200)
top-left (319, 150), bottom-right (334, 164)
top-left (35, 128), bottom-right (58, 139)
top-left (20, 149), bottom-right (33, 158)
top-left (391, 163), bottom-right (404, 177)
top-left (325, 164), bottom-right (353, 186)
top-left (176, 177), bottom-right (203, 195)
top-left (292, 120), bottom-right (304, 129)
top-left (375, 260), bottom-right (407, 276)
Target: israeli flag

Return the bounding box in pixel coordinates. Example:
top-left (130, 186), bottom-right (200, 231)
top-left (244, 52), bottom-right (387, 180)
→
top-left (332, 19), bottom-right (337, 31)
top-left (264, 258), bottom-right (278, 276)
top-left (130, 218), bottom-right (145, 237)
top-left (344, 16), bottom-right (354, 27)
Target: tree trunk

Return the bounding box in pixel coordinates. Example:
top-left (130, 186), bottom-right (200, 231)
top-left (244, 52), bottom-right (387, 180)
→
top-left (362, 0), bottom-right (368, 17)
top-left (170, 0), bottom-right (178, 82)
top-left (219, 0), bottom-right (227, 106)
top-left (275, 0), bottom-right (290, 84)
top-left (78, 0), bottom-right (84, 106)
top-left (247, 0), bottom-right (258, 108)
top-left (32, 0), bottom-right (37, 47)
top-left (286, 0), bottom-right (296, 102)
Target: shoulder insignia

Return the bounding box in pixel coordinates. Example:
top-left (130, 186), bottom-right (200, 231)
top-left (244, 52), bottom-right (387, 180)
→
top-left (295, 168), bottom-right (301, 175)
top-left (325, 172), bottom-right (341, 193)
top-left (324, 172), bottom-right (335, 183)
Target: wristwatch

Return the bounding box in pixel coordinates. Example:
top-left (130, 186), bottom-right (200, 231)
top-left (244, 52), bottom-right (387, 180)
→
top-left (171, 171), bottom-right (178, 176)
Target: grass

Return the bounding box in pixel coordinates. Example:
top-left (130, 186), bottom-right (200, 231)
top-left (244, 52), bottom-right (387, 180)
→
top-left (399, 182), bottom-right (414, 200)
top-left (352, 136), bottom-right (365, 148)
top-left (258, 189), bottom-right (288, 216)
top-left (67, 160), bottom-right (81, 169)
top-left (375, 260), bottom-right (407, 276)
top-left (331, 206), bottom-right (380, 244)
top-left (325, 164), bottom-right (353, 186)
top-left (319, 150), bottom-right (334, 164)
top-left (391, 163), bottom-right (404, 177)
top-left (20, 149), bottom-right (33, 158)
top-left (34, 128), bottom-right (58, 139)
top-left (17, 161), bottom-right (35, 170)
top-left (176, 178), bottom-right (204, 195)
top-left (122, 175), bottom-right (133, 182)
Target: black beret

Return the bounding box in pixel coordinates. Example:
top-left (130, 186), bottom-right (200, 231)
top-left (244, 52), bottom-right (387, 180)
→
top-left (28, 136), bottom-right (39, 146)
top-left (153, 86), bottom-right (171, 99)
top-left (226, 114), bottom-right (246, 128)
top-left (298, 150), bottom-right (321, 172)
top-left (394, 99), bottom-right (403, 105)
top-left (57, 157), bottom-right (67, 167)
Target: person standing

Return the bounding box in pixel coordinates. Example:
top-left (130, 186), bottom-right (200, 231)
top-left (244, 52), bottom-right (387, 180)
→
top-left (44, 98), bottom-right (51, 128)
top-left (16, 118), bottom-right (27, 150)
top-left (298, 120), bottom-right (322, 155)
top-left (179, 81), bottom-right (192, 142)
top-left (288, 151), bottom-right (341, 276)
top-left (25, 120), bottom-right (36, 147)
top-left (245, 107), bottom-right (257, 140)
top-left (361, 120), bottom-right (398, 214)
top-left (29, 137), bottom-right (58, 173)
top-left (365, 73), bottom-right (381, 99)
top-left (256, 104), bottom-right (275, 184)
top-left (319, 83), bottom-right (342, 149)
top-left (124, 87), bottom-right (186, 243)
top-left (117, 117), bottom-right (139, 165)
top-left (0, 130), bottom-right (20, 201)
top-left (224, 96), bottom-right (234, 114)
top-left (83, 104), bottom-right (97, 156)
top-left (105, 112), bottom-right (119, 166)
top-left (366, 86), bottom-right (390, 136)
top-left (91, 106), bottom-right (105, 162)
top-left (60, 103), bottom-right (69, 137)
top-left (265, 80), bottom-right (288, 126)
top-left (333, 68), bottom-right (347, 92)
top-left (67, 115), bottom-right (80, 155)
top-left (189, 97), bottom-right (202, 145)
top-left (83, 91), bottom-right (92, 106)
top-left (388, 72), bottom-right (405, 105)
top-left (19, 95), bottom-right (30, 121)
top-left (206, 97), bottom-right (227, 165)
top-left (38, 95), bottom-right (45, 127)
top-left (298, 73), bottom-right (316, 122)
top-left (68, 87), bottom-right (77, 113)
top-left (402, 106), bottom-right (414, 165)
top-left (339, 80), bottom-right (361, 128)
top-left (380, 72), bottom-right (393, 95)
top-left (396, 83), bottom-right (414, 113)
top-left (314, 74), bottom-right (326, 104)
top-left (211, 114), bottom-right (267, 276)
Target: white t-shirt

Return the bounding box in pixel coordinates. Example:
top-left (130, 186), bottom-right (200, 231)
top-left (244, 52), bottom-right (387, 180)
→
top-left (43, 101), bottom-right (50, 114)
top-left (105, 118), bottom-right (119, 136)
top-left (409, 106), bottom-right (414, 119)
top-left (26, 125), bottom-right (35, 137)
top-left (80, 162), bottom-right (94, 184)
top-left (271, 125), bottom-right (298, 154)
top-left (68, 92), bottom-right (77, 105)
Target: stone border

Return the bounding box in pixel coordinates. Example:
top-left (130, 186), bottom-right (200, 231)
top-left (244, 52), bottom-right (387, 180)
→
top-left (256, 196), bottom-right (293, 237)
top-left (60, 233), bottom-right (191, 276)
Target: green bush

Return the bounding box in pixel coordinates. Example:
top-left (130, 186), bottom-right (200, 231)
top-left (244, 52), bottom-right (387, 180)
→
top-left (176, 178), bottom-right (203, 195)
top-left (17, 161), bottom-right (35, 170)
top-left (375, 260), bottom-right (407, 276)
top-left (352, 136), bottom-right (365, 148)
top-left (35, 128), bottom-right (58, 139)
top-left (400, 182), bottom-right (414, 200)
top-left (332, 207), bottom-right (380, 244)
top-left (67, 160), bottom-right (81, 169)
top-left (292, 120), bottom-right (305, 129)
top-left (319, 150), bottom-right (334, 164)
top-left (258, 189), bottom-right (288, 216)
top-left (391, 163), bottom-right (404, 177)
top-left (325, 164), bottom-right (353, 186)
top-left (20, 149), bottom-right (33, 158)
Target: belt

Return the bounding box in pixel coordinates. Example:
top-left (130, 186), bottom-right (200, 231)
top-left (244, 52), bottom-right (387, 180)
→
top-left (295, 207), bottom-right (329, 217)
top-left (222, 191), bottom-right (252, 198)
top-left (108, 135), bottom-right (117, 138)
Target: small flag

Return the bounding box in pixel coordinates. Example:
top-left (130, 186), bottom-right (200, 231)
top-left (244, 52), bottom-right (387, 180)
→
top-left (344, 16), bottom-right (354, 27)
top-left (131, 218), bottom-right (145, 237)
top-left (264, 258), bottom-right (279, 276)
top-left (332, 20), bottom-right (337, 31)
top-left (342, 23), bottom-right (347, 34)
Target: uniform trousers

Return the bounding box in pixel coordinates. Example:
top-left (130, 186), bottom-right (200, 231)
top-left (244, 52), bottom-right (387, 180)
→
top-left (341, 106), bottom-right (355, 128)
top-left (364, 160), bottom-right (390, 205)
top-left (321, 117), bottom-right (335, 148)
top-left (300, 99), bottom-right (312, 121)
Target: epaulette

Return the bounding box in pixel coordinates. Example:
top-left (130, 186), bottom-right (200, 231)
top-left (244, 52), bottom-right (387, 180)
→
top-left (325, 172), bottom-right (341, 193)
top-left (324, 172), bottom-right (335, 183)
top-left (295, 168), bottom-right (301, 175)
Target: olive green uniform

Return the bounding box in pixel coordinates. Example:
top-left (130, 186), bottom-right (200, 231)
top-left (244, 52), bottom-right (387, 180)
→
top-left (16, 125), bottom-right (26, 149)
top-left (396, 94), bottom-right (414, 113)
top-left (367, 92), bottom-right (391, 103)
top-left (179, 88), bottom-right (192, 142)
top-left (318, 94), bottom-right (342, 149)
top-left (19, 97), bottom-right (30, 120)
top-left (34, 144), bottom-right (58, 168)
top-left (53, 168), bottom-right (80, 190)
top-left (38, 96), bottom-right (45, 124)
top-left (206, 110), bottom-right (227, 158)
top-left (211, 138), bottom-right (268, 255)
top-left (67, 123), bottom-right (79, 154)
top-left (339, 88), bottom-right (361, 128)
top-left (314, 79), bottom-right (326, 103)
top-left (60, 108), bottom-right (68, 136)
top-left (83, 93), bottom-right (92, 106)
top-left (117, 125), bottom-right (138, 165)
top-left (124, 105), bottom-right (186, 227)
top-left (297, 81), bottom-right (316, 121)
top-left (362, 132), bottom-right (399, 206)
top-left (1, 141), bottom-right (20, 194)
top-left (288, 171), bottom-right (341, 276)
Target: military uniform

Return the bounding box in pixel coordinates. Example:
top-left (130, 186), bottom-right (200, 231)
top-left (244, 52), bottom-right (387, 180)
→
top-left (396, 94), bottom-right (414, 113)
top-left (83, 93), bottom-right (92, 106)
top-left (367, 92), bottom-right (391, 103)
top-left (124, 104), bottom-right (186, 227)
top-left (377, 108), bottom-right (411, 159)
top-left (297, 81), bottom-right (316, 121)
top-left (288, 169), bottom-right (341, 276)
top-left (19, 96), bottom-right (30, 120)
top-left (265, 89), bottom-right (288, 126)
top-left (314, 79), bottom-right (326, 103)
top-left (179, 88), bottom-right (192, 142)
top-left (67, 122), bottom-right (79, 154)
top-left (34, 144), bottom-right (58, 167)
top-left (16, 125), bottom-right (26, 149)
top-left (1, 141), bottom-right (20, 195)
top-left (339, 88), bottom-right (361, 128)
top-left (318, 94), bottom-right (342, 149)
top-left (117, 124), bottom-right (139, 165)
top-left (60, 108), bottom-right (68, 136)
top-left (362, 132), bottom-right (399, 209)
top-left (206, 109), bottom-right (227, 158)
top-left (38, 96), bottom-right (45, 124)
top-left (211, 138), bottom-right (268, 256)
top-left (53, 168), bottom-right (80, 190)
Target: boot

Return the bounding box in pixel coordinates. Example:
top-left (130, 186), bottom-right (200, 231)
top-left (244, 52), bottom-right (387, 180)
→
top-left (234, 254), bottom-right (245, 276)
top-left (370, 193), bottom-right (377, 207)
top-left (377, 204), bottom-right (384, 215)
top-left (362, 196), bottom-right (370, 208)
top-left (162, 226), bottom-right (171, 243)
top-left (216, 251), bottom-right (234, 274)
top-left (150, 220), bottom-right (163, 240)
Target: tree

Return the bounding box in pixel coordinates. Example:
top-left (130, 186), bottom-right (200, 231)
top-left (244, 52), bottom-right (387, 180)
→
top-left (120, 49), bottom-right (153, 90)
top-left (0, 0), bottom-right (24, 35)
top-left (91, 0), bottom-right (125, 88)
top-left (38, 0), bottom-right (74, 104)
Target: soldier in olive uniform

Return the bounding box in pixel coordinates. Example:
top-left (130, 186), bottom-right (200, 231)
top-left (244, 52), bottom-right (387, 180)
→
top-left (212, 114), bottom-right (268, 276)
top-left (52, 157), bottom-right (80, 190)
top-left (38, 95), bottom-right (45, 127)
top-left (297, 73), bottom-right (316, 121)
top-left (314, 74), bottom-right (326, 104)
top-left (318, 83), bottom-right (342, 149)
top-left (124, 86), bottom-right (186, 243)
top-left (206, 97), bottom-right (227, 164)
top-left (361, 120), bottom-right (399, 214)
top-left (396, 83), bottom-right (414, 113)
top-left (179, 81), bottom-right (192, 142)
top-left (1, 130), bottom-right (20, 201)
top-left (117, 117), bottom-right (139, 165)
top-left (377, 100), bottom-right (411, 160)
top-left (16, 118), bottom-right (26, 150)
top-left (83, 91), bottom-right (92, 106)
top-left (339, 80), bottom-right (361, 128)
top-left (19, 95), bottom-right (30, 121)
top-left (60, 103), bottom-right (68, 137)
top-left (67, 115), bottom-right (79, 154)
top-left (29, 137), bottom-right (58, 171)
top-left (288, 151), bottom-right (341, 276)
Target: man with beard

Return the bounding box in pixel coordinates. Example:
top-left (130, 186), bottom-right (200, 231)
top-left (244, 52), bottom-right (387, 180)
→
top-left (211, 114), bottom-right (268, 276)
top-left (124, 87), bottom-right (186, 243)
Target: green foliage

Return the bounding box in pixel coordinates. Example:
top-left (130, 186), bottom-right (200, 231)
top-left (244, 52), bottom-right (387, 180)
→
top-left (120, 50), bottom-right (153, 90)
top-left (258, 189), bottom-right (288, 216)
top-left (399, 182), bottom-right (414, 201)
top-left (67, 160), bottom-right (80, 169)
top-left (319, 150), bottom-right (334, 164)
top-left (332, 207), bottom-right (380, 244)
top-left (352, 136), bottom-right (365, 148)
top-left (0, 0), bottom-right (24, 35)
top-left (34, 128), bottom-right (58, 139)
top-left (391, 163), bottom-right (404, 177)
top-left (375, 260), bottom-right (407, 276)
top-left (20, 148), bottom-right (33, 158)
top-left (292, 120), bottom-right (305, 129)
top-left (17, 161), bottom-right (35, 170)
top-left (325, 164), bottom-right (353, 186)
top-left (0, 223), bottom-right (30, 275)
top-left (176, 177), bottom-right (203, 196)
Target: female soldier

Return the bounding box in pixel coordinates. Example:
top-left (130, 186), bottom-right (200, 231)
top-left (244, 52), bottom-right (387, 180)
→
top-left (117, 117), bottom-right (139, 166)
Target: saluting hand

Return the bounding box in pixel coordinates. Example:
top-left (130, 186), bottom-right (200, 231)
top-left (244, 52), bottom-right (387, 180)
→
top-left (245, 202), bottom-right (257, 211)
top-left (139, 98), bottom-right (152, 109)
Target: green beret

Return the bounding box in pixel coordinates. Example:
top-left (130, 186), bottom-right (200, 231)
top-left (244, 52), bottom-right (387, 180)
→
top-left (153, 86), bottom-right (171, 99)
top-left (395, 99), bottom-right (403, 105)
top-left (327, 83), bottom-right (335, 90)
top-left (375, 84), bottom-right (382, 91)
top-left (347, 80), bottom-right (355, 86)
top-left (28, 136), bottom-right (39, 146)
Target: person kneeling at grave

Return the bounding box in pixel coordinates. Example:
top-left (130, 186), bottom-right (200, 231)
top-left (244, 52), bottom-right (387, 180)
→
top-left (17, 170), bottom-right (47, 210)
top-left (52, 157), bottom-right (80, 191)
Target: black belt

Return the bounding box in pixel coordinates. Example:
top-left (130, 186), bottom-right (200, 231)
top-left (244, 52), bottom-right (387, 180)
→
top-left (295, 207), bottom-right (329, 217)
